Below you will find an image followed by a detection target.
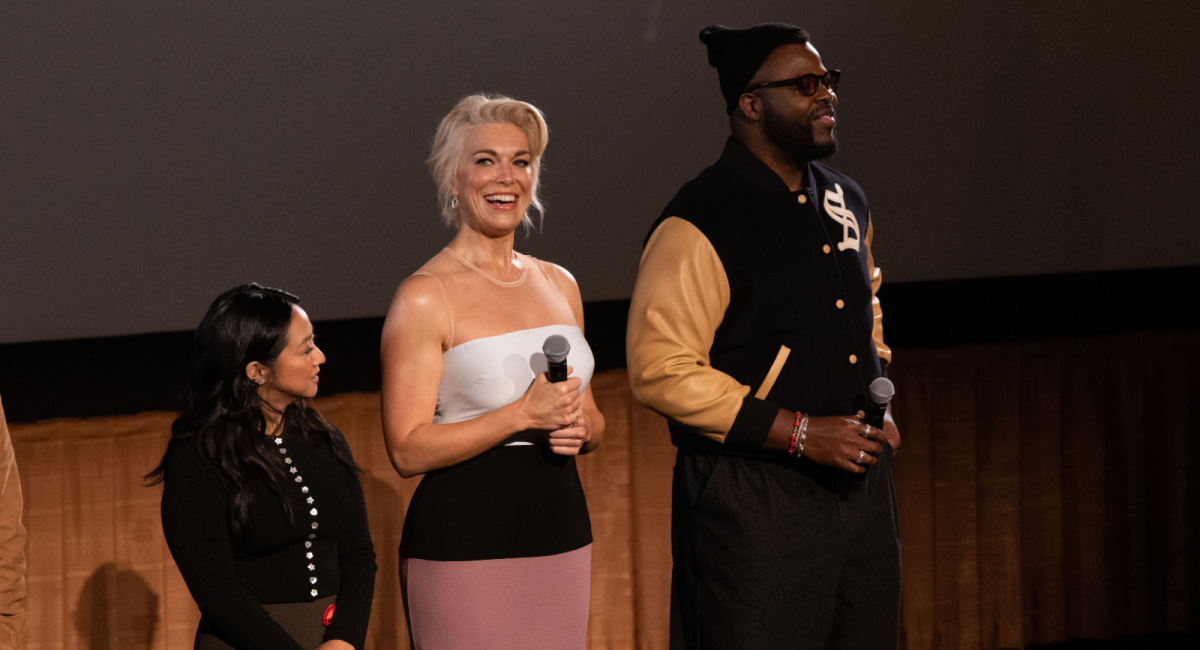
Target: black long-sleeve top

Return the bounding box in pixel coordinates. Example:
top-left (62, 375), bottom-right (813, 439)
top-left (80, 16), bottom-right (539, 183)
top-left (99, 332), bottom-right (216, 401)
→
top-left (161, 425), bottom-right (376, 650)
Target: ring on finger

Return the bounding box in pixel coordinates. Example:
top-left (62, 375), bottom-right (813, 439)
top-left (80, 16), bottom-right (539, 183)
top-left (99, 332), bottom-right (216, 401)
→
top-left (863, 424), bottom-right (871, 438)
top-left (855, 449), bottom-right (866, 464)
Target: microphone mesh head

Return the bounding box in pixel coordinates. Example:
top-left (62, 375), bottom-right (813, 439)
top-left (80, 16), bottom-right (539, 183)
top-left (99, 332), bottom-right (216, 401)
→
top-left (868, 377), bottom-right (895, 404)
top-left (543, 334), bottom-right (571, 362)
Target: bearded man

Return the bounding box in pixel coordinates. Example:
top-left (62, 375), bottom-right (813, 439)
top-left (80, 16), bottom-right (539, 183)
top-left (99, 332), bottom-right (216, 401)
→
top-left (627, 23), bottom-right (902, 649)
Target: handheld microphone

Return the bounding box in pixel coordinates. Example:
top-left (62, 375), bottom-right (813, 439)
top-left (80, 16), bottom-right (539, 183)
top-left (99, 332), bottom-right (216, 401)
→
top-left (863, 377), bottom-right (895, 429)
top-left (543, 335), bottom-right (571, 383)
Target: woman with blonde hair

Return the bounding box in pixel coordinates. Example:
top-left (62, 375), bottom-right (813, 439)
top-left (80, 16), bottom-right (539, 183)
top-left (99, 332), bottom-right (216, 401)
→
top-left (381, 94), bottom-right (604, 648)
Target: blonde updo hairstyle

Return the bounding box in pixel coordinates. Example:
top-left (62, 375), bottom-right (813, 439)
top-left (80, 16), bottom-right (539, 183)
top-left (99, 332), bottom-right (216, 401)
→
top-left (427, 93), bottom-right (550, 230)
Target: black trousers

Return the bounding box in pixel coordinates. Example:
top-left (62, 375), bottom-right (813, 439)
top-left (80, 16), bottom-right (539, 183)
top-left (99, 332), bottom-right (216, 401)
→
top-left (670, 447), bottom-right (900, 649)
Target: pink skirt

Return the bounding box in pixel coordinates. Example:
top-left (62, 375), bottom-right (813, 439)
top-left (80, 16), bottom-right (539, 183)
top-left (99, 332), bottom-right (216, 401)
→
top-left (401, 545), bottom-right (591, 650)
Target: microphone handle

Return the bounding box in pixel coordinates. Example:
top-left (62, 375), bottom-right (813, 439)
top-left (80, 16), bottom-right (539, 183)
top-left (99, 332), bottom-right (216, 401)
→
top-left (547, 359), bottom-right (569, 383)
top-left (862, 401), bottom-right (887, 429)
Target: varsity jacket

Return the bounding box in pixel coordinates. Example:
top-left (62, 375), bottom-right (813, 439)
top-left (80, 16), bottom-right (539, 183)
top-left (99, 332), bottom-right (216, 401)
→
top-left (627, 137), bottom-right (890, 457)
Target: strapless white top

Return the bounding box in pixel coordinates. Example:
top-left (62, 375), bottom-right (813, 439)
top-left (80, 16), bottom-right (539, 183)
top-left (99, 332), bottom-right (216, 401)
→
top-left (435, 325), bottom-right (594, 444)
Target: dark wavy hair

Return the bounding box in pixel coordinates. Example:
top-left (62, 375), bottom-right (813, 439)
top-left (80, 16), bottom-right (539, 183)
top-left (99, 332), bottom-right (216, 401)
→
top-left (146, 283), bottom-right (356, 537)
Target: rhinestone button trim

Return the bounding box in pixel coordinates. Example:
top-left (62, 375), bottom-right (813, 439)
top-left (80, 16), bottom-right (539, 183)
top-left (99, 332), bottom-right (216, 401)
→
top-left (275, 434), bottom-right (321, 599)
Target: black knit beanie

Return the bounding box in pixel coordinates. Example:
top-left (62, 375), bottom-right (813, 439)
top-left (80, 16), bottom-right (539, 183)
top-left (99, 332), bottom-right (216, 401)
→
top-left (699, 23), bottom-right (810, 114)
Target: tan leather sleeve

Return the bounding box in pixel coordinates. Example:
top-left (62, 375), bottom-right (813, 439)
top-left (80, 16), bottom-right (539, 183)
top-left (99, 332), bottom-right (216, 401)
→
top-left (864, 214), bottom-right (892, 366)
top-left (0, 397), bottom-right (27, 650)
top-left (626, 217), bottom-right (747, 443)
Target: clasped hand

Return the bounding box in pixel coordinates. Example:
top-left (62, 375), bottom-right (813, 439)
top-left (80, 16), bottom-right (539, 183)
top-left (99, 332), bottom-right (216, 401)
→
top-left (514, 369), bottom-right (588, 456)
top-left (801, 415), bottom-right (900, 473)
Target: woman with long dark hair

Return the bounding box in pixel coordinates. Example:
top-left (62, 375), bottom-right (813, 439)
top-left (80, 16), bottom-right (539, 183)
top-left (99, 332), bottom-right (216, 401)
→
top-left (148, 283), bottom-right (376, 650)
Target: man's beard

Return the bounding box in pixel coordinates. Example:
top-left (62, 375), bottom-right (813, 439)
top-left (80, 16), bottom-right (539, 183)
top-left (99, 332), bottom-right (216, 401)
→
top-left (761, 97), bottom-right (838, 166)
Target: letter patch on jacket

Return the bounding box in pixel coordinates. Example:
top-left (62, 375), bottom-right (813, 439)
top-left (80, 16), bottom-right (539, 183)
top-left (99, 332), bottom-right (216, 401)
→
top-left (823, 183), bottom-right (860, 252)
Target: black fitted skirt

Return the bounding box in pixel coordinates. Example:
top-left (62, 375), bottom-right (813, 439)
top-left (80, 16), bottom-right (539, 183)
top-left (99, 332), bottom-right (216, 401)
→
top-left (399, 443), bottom-right (592, 561)
top-left (194, 594), bottom-right (337, 650)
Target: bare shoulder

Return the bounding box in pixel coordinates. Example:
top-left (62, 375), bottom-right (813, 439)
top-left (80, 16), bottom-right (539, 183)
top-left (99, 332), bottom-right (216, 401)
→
top-left (389, 273), bottom-right (445, 315)
top-left (527, 255), bottom-right (585, 330)
top-left (382, 270), bottom-right (451, 347)
top-left (530, 255), bottom-right (580, 294)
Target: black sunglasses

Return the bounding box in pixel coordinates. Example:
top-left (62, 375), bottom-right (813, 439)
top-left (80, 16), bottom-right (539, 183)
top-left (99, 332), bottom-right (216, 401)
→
top-left (748, 70), bottom-right (841, 96)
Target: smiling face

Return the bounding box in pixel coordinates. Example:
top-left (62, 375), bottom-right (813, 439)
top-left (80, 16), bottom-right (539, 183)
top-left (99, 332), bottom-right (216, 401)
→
top-left (751, 42), bottom-right (839, 164)
top-left (255, 305), bottom-right (324, 414)
top-left (452, 122), bottom-right (534, 236)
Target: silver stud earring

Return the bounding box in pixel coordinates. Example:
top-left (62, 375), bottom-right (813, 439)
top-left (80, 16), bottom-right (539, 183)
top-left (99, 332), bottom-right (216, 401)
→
top-left (451, 195), bottom-right (459, 209)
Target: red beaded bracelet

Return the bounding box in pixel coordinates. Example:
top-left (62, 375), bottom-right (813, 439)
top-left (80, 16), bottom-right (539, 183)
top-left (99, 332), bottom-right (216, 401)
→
top-left (787, 411), bottom-right (803, 455)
